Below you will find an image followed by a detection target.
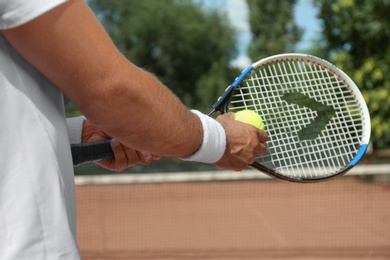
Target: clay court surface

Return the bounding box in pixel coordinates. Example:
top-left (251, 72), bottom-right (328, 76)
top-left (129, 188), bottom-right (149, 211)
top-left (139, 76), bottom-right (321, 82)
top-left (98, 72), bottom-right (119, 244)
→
top-left (76, 176), bottom-right (390, 259)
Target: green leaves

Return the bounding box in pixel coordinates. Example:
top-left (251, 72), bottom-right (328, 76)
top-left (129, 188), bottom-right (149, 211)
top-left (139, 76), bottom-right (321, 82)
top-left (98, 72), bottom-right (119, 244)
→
top-left (314, 0), bottom-right (390, 148)
top-left (88, 0), bottom-right (237, 110)
top-left (246, 0), bottom-right (303, 59)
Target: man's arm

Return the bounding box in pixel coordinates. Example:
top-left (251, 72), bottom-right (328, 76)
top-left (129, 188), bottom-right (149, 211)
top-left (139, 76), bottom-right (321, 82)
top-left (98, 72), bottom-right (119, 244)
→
top-left (1, 0), bottom-right (267, 170)
top-left (2, 0), bottom-right (202, 158)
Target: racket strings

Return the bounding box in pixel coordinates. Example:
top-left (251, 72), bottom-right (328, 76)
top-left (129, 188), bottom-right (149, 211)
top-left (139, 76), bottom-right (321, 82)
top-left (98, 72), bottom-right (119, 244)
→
top-left (229, 59), bottom-right (364, 179)
top-left (303, 61), bottom-right (362, 169)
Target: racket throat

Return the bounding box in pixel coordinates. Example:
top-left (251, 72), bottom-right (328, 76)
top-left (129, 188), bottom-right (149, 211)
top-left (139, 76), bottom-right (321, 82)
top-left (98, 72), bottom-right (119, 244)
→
top-left (207, 85), bottom-right (236, 116)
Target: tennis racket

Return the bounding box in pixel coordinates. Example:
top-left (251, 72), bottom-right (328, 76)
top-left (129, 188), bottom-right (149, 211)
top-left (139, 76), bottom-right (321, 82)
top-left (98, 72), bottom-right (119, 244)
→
top-left (71, 53), bottom-right (371, 183)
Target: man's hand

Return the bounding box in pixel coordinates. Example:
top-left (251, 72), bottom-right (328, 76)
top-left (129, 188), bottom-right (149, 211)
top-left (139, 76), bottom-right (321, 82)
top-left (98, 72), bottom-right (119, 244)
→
top-left (82, 119), bottom-right (159, 172)
top-left (214, 113), bottom-right (268, 171)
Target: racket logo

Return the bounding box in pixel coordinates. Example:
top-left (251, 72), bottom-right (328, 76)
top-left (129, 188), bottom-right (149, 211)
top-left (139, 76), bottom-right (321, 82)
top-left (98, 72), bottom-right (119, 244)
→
top-left (280, 92), bottom-right (336, 141)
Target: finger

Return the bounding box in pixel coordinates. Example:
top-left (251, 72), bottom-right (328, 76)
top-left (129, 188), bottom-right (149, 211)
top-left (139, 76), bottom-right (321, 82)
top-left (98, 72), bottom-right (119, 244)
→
top-left (217, 112), bottom-right (234, 121)
top-left (225, 112), bottom-right (235, 119)
top-left (257, 130), bottom-right (268, 143)
top-left (111, 139), bottom-right (129, 169)
top-left (219, 159), bottom-right (248, 172)
top-left (254, 142), bottom-right (267, 157)
top-left (82, 119), bottom-right (110, 142)
top-left (96, 139), bottom-right (127, 172)
top-left (152, 155), bottom-right (161, 160)
top-left (247, 154), bottom-right (256, 165)
top-left (136, 151), bottom-right (154, 165)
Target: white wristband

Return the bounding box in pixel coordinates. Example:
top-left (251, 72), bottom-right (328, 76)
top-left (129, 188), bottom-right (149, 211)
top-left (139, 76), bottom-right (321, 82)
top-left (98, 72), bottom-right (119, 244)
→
top-left (181, 110), bottom-right (226, 164)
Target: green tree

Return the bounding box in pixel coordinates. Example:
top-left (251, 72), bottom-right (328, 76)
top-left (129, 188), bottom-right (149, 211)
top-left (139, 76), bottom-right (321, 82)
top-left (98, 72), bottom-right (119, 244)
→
top-left (246, 0), bottom-right (303, 60)
top-left (87, 0), bottom-right (239, 112)
top-left (314, 0), bottom-right (390, 149)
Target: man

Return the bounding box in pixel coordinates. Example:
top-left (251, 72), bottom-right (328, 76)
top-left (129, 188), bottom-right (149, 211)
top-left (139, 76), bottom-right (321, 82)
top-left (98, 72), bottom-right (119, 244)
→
top-left (0, 0), bottom-right (267, 259)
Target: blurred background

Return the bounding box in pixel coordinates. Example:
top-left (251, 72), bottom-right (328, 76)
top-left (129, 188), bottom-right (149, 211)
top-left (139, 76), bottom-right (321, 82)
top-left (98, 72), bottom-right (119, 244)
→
top-left (71, 0), bottom-right (390, 259)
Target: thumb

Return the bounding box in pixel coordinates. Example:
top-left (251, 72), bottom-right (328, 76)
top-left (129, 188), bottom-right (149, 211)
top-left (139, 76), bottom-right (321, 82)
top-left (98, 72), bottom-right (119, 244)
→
top-left (223, 112), bottom-right (235, 120)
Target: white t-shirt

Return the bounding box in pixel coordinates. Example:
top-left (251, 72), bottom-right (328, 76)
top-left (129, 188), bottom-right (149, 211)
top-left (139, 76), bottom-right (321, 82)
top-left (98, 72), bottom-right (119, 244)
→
top-left (0, 1), bottom-right (82, 259)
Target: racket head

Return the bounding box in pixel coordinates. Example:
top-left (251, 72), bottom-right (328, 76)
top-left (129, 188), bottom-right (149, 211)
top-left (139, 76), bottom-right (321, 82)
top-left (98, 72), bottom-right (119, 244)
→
top-left (209, 53), bottom-right (371, 183)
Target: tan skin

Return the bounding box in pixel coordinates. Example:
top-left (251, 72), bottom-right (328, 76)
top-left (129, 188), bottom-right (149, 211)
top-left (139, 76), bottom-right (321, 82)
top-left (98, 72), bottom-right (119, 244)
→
top-left (1, 0), bottom-right (268, 172)
top-left (81, 119), bottom-right (159, 172)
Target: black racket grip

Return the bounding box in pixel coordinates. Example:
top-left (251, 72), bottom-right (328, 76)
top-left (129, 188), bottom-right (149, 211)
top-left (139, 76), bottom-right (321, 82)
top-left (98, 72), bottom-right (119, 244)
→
top-left (71, 139), bottom-right (114, 166)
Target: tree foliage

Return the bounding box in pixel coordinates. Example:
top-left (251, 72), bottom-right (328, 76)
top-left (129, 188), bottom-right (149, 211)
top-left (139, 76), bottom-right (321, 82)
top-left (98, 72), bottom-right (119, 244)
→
top-left (86, 0), bottom-right (239, 112)
top-left (314, 0), bottom-right (390, 149)
top-left (246, 0), bottom-right (303, 59)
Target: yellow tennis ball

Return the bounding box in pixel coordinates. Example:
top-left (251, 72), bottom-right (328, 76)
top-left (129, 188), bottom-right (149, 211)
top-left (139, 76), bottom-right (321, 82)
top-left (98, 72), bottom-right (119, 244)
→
top-left (234, 110), bottom-right (265, 130)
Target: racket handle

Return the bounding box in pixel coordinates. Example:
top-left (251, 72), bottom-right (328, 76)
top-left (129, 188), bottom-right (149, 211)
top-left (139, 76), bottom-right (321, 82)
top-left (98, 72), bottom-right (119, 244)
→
top-left (71, 139), bottom-right (114, 166)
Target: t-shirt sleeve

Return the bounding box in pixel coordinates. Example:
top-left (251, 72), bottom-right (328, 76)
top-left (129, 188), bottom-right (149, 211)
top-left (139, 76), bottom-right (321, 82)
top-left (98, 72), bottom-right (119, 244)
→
top-left (0, 0), bottom-right (66, 29)
top-left (67, 116), bottom-right (86, 144)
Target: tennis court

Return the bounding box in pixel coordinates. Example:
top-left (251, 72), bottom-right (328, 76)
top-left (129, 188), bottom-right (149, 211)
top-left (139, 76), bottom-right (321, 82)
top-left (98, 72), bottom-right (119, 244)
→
top-left (75, 165), bottom-right (390, 259)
